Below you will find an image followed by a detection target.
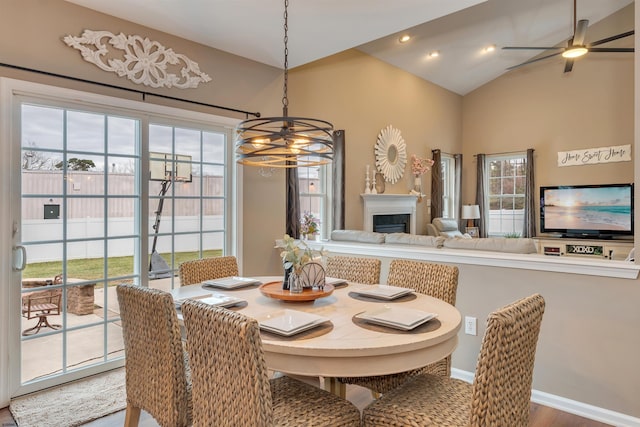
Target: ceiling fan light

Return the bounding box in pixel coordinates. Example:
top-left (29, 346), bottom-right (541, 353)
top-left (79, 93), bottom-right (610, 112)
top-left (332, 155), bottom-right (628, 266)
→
top-left (483, 44), bottom-right (496, 53)
top-left (399, 34), bottom-right (411, 43)
top-left (562, 46), bottom-right (588, 58)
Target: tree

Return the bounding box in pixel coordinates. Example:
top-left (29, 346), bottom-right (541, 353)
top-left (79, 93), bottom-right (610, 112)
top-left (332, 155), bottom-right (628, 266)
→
top-left (55, 158), bottom-right (96, 171)
top-left (22, 142), bottom-right (59, 170)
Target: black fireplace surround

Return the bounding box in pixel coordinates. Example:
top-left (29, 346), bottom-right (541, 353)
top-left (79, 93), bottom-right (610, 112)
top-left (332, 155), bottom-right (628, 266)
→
top-left (373, 214), bottom-right (410, 234)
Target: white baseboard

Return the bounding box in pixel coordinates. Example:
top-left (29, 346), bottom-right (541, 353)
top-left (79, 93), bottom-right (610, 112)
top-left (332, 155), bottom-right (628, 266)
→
top-left (451, 368), bottom-right (640, 427)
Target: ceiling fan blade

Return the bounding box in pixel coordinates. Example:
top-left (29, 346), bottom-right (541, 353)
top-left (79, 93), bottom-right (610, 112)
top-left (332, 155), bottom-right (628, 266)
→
top-left (588, 47), bottom-right (634, 53)
top-left (572, 20), bottom-right (589, 46)
top-left (589, 30), bottom-right (635, 47)
top-left (506, 52), bottom-right (563, 71)
top-left (564, 59), bottom-right (575, 73)
top-left (502, 46), bottom-right (563, 50)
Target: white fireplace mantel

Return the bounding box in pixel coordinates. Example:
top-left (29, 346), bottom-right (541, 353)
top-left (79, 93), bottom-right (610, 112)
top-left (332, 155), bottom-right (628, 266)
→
top-left (361, 194), bottom-right (418, 234)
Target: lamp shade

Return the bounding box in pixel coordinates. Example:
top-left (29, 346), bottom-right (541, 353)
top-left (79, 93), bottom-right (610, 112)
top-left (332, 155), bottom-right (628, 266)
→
top-left (462, 205), bottom-right (480, 220)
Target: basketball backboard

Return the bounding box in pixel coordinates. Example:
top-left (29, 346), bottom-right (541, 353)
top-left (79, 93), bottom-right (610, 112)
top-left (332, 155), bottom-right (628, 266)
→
top-left (150, 152), bottom-right (192, 182)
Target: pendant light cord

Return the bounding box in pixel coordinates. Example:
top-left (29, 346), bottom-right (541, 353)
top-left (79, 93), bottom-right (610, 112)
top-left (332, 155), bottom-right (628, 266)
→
top-left (282, 0), bottom-right (289, 117)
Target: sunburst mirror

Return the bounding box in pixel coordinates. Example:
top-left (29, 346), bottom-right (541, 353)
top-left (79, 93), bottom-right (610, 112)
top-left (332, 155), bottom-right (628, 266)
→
top-left (375, 125), bottom-right (407, 184)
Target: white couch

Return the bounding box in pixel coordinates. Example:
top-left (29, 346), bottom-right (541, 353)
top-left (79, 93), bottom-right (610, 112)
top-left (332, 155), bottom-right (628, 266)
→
top-left (330, 229), bottom-right (538, 254)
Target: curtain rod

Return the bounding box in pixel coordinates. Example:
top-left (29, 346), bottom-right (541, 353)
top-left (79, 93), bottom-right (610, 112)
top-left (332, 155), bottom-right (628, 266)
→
top-left (0, 62), bottom-right (261, 119)
top-left (473, 149), bottom-right (532, 157)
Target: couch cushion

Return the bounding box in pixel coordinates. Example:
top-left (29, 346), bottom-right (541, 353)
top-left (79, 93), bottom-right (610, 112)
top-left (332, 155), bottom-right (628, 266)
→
top-left (432, 218), bottom-right (460, 231)
top-left (385, 233), bottom-right (445, 248)
top-left (439, 230), bottom-right (464, 238)
top-left (432, 218), bottom-right (463, 237)
top-left (442, 237), bottom-right (538, 254)
top-left (331, 230), bottom-right (386, 244)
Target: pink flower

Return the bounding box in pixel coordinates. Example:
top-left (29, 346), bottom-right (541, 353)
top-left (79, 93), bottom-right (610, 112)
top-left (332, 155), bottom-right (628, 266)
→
top-left (411, 154), bottom-right (434, 176)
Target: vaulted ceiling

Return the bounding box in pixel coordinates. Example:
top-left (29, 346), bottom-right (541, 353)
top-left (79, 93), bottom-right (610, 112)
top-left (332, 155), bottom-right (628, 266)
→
top-left (65, 0), bottom-right (634, 95)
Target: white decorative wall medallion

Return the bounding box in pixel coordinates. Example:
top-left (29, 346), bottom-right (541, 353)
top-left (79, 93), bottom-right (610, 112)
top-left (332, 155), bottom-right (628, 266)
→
top-left (63, 30), bottom-right (212, 89)
top-left (375, 125), bottom-right (407, 184)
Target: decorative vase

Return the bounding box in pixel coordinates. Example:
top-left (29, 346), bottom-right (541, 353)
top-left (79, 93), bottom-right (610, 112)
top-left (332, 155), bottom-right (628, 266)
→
top-left (283, 265), bottom-right (292, 290)
top-left (375, 172), bottom-right (385, 194)
top-left (288, 270), bottom-right (303, 293)
top-left (412, 175), bottom-right (423, 202)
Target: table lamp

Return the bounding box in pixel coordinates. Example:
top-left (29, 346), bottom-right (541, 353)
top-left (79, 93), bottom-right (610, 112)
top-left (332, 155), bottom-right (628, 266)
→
top-left (462, 204), bottom-right (480, 227)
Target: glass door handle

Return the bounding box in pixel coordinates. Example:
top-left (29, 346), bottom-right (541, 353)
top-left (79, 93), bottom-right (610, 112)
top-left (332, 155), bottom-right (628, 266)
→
top-left (13, 245), bottom-right (27, 271)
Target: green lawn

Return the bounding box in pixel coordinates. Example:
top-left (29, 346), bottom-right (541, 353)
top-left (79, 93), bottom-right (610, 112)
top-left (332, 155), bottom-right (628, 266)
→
top-left (23, 250), bottom-right (222, 282)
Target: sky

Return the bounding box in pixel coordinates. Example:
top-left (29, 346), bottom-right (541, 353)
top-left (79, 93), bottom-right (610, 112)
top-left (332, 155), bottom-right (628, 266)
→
top-left (21, 103), bottom-right (226, 175)
top-left (544, 186), bottom-right (631, 207)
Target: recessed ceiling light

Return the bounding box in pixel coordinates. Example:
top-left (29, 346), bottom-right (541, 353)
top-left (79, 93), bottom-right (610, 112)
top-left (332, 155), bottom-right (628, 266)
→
top-left (399, 35), bottom-right (411, 43)
top-left (483, 44), bottom-right (496, 53)
top-left (428, 50), bottom-right (440, 58)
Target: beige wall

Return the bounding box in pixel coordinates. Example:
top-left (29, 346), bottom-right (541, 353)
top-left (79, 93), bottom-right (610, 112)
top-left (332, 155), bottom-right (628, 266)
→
top-left (242, 50), bottom-right (464, 276)
top-left (2, 0), bottom-right (639, 420)
top-left (0, 0), bottom-right (286, 277)
top-left (321, 248), bottom-right (640, 418)
top-left (253, 7), bottom-right (640, 416)
top-left (0, 0), bottom-right (283, 116)
top-left (289, 50), bottom-right (463, 233)
top-left (462, 5), bottom-right (634, 214)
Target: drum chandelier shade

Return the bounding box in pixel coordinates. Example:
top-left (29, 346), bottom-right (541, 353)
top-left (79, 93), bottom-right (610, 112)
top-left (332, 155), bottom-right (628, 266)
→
top-left (235, 0), bottom-right (334, 168)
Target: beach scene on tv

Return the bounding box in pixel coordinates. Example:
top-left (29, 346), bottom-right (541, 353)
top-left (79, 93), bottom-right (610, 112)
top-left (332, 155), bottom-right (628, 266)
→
top-left (543, 186), bottom-right (632, 231)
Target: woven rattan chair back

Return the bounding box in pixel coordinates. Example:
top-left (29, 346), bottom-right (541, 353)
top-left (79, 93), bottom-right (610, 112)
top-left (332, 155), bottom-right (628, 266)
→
top-left (116, 284), bottom-right (190, 427)
top-left (339, 259), bottom-right (459, 393)
top-left (178, 255), bottom-right (239, 286)
top-left (362, 294), bottom-right (545, 427)
top-left (470, 293), bottom-right (546, 426)
top-left (325, 256), bottom-right (381, 285)
top-left (387, 259), bottom-right (458, 306)
top-left (182, 300), bottom-right (361, 426)
top-left (181, 301), bottom-right (273, 426)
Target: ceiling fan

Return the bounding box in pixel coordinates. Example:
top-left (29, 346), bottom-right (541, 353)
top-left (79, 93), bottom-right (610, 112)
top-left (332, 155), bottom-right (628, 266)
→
top-left (502, 0), bottom-right (634, 73)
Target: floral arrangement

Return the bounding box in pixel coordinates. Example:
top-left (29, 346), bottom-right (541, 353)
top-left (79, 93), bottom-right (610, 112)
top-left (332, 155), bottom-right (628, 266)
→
top-left (300, 211), bottom-right (320, 236)
top-left (276, 234), bottom-right (325, 273)
top-left (410, 154), bottom-right (435, 177)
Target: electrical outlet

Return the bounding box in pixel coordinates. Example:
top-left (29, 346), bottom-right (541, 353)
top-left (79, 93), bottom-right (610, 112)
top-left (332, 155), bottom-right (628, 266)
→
top-left (465, 316), bottom-right (477, 336)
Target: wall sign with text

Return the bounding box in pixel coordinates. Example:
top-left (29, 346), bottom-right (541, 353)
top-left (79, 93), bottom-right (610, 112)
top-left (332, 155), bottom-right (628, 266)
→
top-left (557, 144), bottom-right (631, 167)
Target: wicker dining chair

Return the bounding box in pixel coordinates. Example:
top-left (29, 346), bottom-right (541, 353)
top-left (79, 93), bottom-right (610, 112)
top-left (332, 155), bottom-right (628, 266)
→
top-left (116, 284), bottom-right (191, 427)
top-left (178, 255), bottom-right (239, 286)
top-left (325, 255), bottom-right (381, 285)
top-left (362, 293), bottom-right (546, 427)
top-left (338, 259), bottom-right (459, 394)
top-left (181, 300), bottom-right (362, 427)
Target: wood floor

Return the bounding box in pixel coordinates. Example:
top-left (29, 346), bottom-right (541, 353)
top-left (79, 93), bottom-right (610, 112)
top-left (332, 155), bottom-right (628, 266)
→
top-left (0, 382), bottom-right (613, 427)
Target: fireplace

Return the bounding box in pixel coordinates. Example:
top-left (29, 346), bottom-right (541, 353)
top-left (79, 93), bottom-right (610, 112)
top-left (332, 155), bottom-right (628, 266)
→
top-left (361, 194), bottom-right (417, 234)
top-left (373, 214), bottom-right (410, 233)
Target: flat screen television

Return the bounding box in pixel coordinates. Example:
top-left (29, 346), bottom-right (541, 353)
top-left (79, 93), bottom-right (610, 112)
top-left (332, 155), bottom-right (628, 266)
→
top-left (540, 183), bottom-right (634, 239)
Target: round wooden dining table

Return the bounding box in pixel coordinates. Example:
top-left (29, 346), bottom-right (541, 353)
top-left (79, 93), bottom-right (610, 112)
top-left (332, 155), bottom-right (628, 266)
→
top-left (172, 276), bottom-right (462, 395)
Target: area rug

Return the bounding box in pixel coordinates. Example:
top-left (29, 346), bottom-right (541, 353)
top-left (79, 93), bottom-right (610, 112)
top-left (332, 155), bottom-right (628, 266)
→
top-left (9, 368), bottom-right (126, 427)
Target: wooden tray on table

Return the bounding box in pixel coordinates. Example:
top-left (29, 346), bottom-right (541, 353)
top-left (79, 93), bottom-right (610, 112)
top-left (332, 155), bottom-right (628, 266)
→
top-left (259, 281), bottom-right (334, 302)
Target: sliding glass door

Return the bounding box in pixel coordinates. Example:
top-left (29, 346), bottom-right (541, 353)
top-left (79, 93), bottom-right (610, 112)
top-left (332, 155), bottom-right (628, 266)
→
top-left (6, 79), bottom-right (236, 396)
top-left (18, 100), bottom-right (141, 388)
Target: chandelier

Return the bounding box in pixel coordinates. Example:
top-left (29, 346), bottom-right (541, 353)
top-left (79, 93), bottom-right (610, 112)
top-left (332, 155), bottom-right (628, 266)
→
top-left (235, 0), bottom-right (334, 168)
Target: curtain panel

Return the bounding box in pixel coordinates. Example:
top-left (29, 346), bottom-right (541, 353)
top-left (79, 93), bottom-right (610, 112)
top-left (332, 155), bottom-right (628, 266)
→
top-left (523, 148), bottom-right (536, 238)
top-left (430, 149), bottom-right (443, 220)
top-left (454, 153), bottom-right (463, 230)
top-left (286, 165), bottom-right (301, 238)
top-left (475, 154), bottom-right (488, 238)
top-left (332, 130), bottom-right (345, 231)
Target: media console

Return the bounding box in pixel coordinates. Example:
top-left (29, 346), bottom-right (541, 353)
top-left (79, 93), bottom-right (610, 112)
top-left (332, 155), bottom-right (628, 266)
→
top-left (533, 237), bottom-right (634, 261)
